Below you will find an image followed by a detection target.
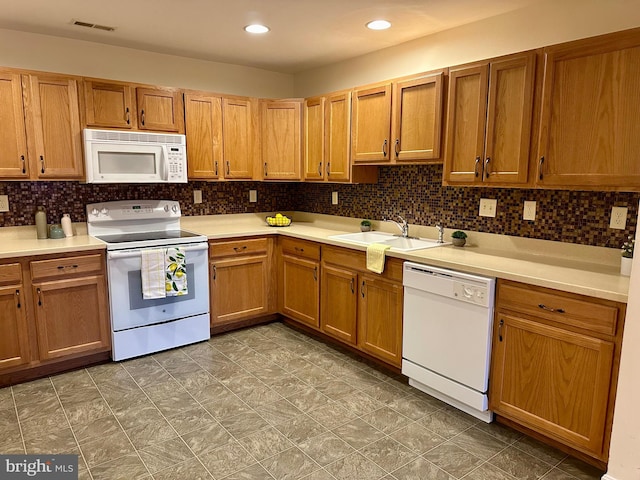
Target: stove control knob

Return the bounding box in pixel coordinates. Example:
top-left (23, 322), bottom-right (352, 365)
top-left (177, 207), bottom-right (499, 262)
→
top-left (90, 208), bottom-right (99, 216)
top-left (164, 204), bottom-right (170, 212)
top-left (100, 208), bottom-right (109, 216)
top-left (172, 205), bottom-right (179, 213)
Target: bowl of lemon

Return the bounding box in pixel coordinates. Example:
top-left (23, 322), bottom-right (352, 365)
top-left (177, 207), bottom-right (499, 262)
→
top-left (266, 213), bottom-right (292, 227)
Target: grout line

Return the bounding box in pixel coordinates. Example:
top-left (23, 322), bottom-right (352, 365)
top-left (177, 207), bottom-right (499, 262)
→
top-left (10, 386), bottom-right (27, 455)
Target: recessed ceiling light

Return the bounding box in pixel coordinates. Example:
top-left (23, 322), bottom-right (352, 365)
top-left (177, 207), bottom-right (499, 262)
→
top-left (244, 24), bottom-right (270, 34)
top-left (366, 20), bottom-right (391, 30)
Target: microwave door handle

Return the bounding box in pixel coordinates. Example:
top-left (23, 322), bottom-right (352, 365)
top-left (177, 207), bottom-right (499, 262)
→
top-left (161, 146), bottom-right (169, 180)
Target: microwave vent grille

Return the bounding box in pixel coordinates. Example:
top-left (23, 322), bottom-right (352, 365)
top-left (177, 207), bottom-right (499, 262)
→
top-left (87, 130), bottom-right (184, 145)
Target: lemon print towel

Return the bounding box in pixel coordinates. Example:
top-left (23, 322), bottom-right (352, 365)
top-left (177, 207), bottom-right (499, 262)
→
top-left (366, 243), bottom-right (391, 274)
top-left (141, 248), bottom-right (167, 299)
top-left (166, 247), bottom-right (188, 296)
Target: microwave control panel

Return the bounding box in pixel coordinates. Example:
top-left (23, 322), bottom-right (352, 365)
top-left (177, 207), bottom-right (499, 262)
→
top-left (168, 146), bottom-right (186, 181)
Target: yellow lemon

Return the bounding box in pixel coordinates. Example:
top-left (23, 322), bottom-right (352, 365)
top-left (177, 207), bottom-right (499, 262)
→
top-left (275, 213), bottom-right (283, 218)
top-left (165, 283), bottom-right (172, 291)
top-left (168, 263), bottom-right (178, 272)
top-left (176, 271), bottom-right (184, 278)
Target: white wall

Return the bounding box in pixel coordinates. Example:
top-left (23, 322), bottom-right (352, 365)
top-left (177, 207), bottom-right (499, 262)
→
top-left (293, 0), bottom-right (640, 97)
top-left (0, 28), bottom-right (294, 98)
top-left (605, 206), bottom-right (640, 480)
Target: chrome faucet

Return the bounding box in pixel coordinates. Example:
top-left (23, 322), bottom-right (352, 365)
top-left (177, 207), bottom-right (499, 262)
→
top-left (383, 215), bottom-right (409, 238)
top-left (436, 224), bottom-right (444, 244)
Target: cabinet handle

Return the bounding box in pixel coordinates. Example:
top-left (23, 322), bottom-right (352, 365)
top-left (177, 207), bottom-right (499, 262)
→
top-left (141, 109), bottom-right (145, 126)
top-left (264, 162), bottom-right (268, 177)
top-left (57, 264), bottom-right (78, 270)
top-left (538, 156), bottom-right (544, 180)
top-left (313, 266), bottom-right (317, 281)
top-left (361, 280), bottom-right (365, 298)
top-left (382, 139), bottom-right (388, 157)
top-left (498, 319), bottom-right (504, 342)
top-left (37, 287), bottom-right (42, 306)
top-left (40, 155), bottom-right (45, 174)
top-left (233, 246), bottom-right (248, 252)
top-left (350, 277), bottom-right (354, 294)
top-left (214, 160), bottom-right (218, 176)
top-left (212, 264), bottom-right (217, 280)
top-left (294, 246), bottom-right (304, 253)
top-left (484, 157), bottom-right (491, 179)
top-left (20, 155), bottom-right (26, 174)
top-left (226, 161), bottom-right (230, 175)
top-left (16, 289), bottom-right (21, 308)
top-left (318, 162), bottom-right (322, 176)
top-left (326, 162), bottom-right (330, 177)
top-left (538, 303), bottom-right (565, 314)
top-left (474, 157), bottom-right (480, 177)
top-left (125, 107), bottom-right (130, 125)
top-left (395, 139), bottom-right (400, 158)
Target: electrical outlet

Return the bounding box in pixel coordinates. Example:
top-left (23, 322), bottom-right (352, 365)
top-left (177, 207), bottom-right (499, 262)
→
top-left (332, 192), bottom-right (339, 205)
top-left (249, 190), bottom-right (257, 203)
top-left (0, 195), bottom-right (8, 212)
top-left (523, 201), bottom-right (536, 221)
top-left (610, 206), bottom-right (628, 229)
top-left (479, 198), bottom-right (497, 217)
top-left (193, 190), bottom-right (202, 204)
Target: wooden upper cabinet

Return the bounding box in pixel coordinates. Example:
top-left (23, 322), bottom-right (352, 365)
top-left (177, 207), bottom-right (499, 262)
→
top-left (444, 52), bottom-right (535, 186)
top-left (391, 71), bottom-right (444, 162)
top-left (84, 80), bottom-right (134, 129)
top-left (136, 87), bottom-right (184, 133)
top-left (303, 96), bottom-right (325, 180)
top-left (185, 93), bottom-right (223, 180)
top-left (23, 74), bottom-right (84, 179)
top-left (351, 83), bottom-right (392, 163)
top-left (0, 71), bottom-right (29, 178)
top-left (223, 97), bottom-right (255, 179)
top-left (536, 30), bottom-right (640, 190)
top-left (324, 91), bottom-right (351, 181)
top-left (261, 100), bottom-right (302, 180)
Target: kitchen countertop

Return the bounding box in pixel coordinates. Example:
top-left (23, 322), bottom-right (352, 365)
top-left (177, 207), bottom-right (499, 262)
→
top-left (0, 212), bottom-right (630, 303)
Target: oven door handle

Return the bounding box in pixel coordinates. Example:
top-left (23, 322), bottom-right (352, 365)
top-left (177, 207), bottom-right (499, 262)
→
top-left (107, 243), bottom-right (209, 259)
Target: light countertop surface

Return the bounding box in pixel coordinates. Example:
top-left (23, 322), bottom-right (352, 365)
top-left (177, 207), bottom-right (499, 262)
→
top-left (0, 212), bottom-right (630, 303)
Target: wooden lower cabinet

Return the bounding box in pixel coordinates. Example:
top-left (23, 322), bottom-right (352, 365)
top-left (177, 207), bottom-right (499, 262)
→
top-left (0, 263), bottom-right (30, 370)
top-left (321, 264), bottom-right (357, 344)
top-left (489, 280), bottom-right (625, 464)
top-left (209, 237), bottom-right (274, 327)
top-left (281, 254), bottom-right (320, 328)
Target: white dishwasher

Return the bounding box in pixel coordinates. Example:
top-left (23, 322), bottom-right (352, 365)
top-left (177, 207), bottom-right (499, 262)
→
top-left (402, 261), bottom-right (496, 422)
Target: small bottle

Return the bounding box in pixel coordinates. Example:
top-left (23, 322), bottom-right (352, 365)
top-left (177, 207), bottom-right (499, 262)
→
top-left (35, 206), bottom-right (47, 239)
top-left (61, 213), bottom-right (73, 237)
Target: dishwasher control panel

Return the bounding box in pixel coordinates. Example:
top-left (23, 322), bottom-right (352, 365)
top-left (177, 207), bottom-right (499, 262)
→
top-left (452, 282), bottom-right (490, 307)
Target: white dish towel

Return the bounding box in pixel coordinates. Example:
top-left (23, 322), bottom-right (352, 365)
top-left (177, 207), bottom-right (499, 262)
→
top-left (141, 248), bottom-right (167, 299)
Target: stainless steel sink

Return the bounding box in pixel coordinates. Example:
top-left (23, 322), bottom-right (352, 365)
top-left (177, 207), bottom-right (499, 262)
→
top-left (329, 231), bottom-right (449, 252)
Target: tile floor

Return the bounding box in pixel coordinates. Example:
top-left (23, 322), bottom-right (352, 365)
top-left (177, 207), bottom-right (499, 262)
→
top-left (0, 322), bottom-right (605, 480)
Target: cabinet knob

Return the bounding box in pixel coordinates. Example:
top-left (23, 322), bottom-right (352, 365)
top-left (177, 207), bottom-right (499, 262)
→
top-left (140, 109), bottom-right (145, 126)
top-left (15, 289), bottom-right (21, 309)
top-left (382, 139), bottom-right (388, 157)
top-left (40, 155), bottom-right (45, 174)
top-left (212, 264), bottom-right (217, 280)
top-left (538, 156), bottom-right (545, 181)
top-left (37, 287), bottom-right (42, 306)
top-left (214, 160), bottom-right (218, 176)
top-left (125, 107), bottom-right (130, 125)
top-left (361, 280), bottom-right (366, 298)
top-left (226, 161), bottom-right (230, 176)
top-left (538, 303), bottom-right (565, 314)
top-left (20, 155), bottom-right (26, 174)
top-left (264, 162), bottom-right (268, 177)
top-left (318, 162), bottom-right (322, 176)
top-left (395, 139), bottom-right (400, 158)
top-left (484, 157), bottom-right (491, 179)
top-left (474, 157), bottom-right (480, 178)
top-left (326, 162), bottom-right (330, 176)
top-left (498, 319), bottom-right (504, 342)
top-left (350, 277), bottom-right (355, 294)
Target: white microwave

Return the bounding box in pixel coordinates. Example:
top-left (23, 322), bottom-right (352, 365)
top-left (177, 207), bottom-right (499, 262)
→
top-left (83, 129), bottom-right (188, 183)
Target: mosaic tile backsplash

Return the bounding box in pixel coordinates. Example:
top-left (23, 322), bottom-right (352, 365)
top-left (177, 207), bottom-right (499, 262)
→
top-left (1, 164), bottom-right (638, 249)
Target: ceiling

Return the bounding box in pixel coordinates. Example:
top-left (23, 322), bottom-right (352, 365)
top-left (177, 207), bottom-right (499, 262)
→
top-left (0, 0), bottom-right (542, 74)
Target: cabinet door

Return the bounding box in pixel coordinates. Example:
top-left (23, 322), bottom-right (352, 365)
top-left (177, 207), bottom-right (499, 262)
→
top-left (303, 96), bottom-right (325, 181)
top-left (0, 72), bottom-right (29, 178)
top-left (136, 87), bottom-right (184, 133)
top-left (536, 34), bottom-right (640, 189)
top-left (261, 100), bottom-right (302, 180)
top-left (24, 74), bottom-right (84, 179)
top-left (0, 285), bottom-right (30, 370)
top-left (210, 255), bottom-right (269, 326)
top-left (282, 254), bottom-right (320, 328)
top-left (483, 53), bottom-right (535, 184)
top-left (223, 97), bottom-right (254, 179)
top-left (324, 91), bottom-right (351, 181)
top-left (33, 276), bottom-right (110, 360)
top-left (321, 264), bottom-right (357, 344)
top-left (351, 84), bottom-right (392, 163)
top-left (443, 64), bottom-right (489, 184)
top-left (84, 80), bottom-right (134, 129)
top-left (392, 72), bottom-right (444, 162)
top-left (490, 313), bottom-right (614, 457)
top-left (185, 93), bottom-right (223, 180)
top-left (357, 275), bottom-right (403, 366)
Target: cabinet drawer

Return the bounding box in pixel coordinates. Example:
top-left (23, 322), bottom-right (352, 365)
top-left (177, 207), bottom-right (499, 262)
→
top-left (322, 245), bottom-right (403, 283)
top-left (210, 238), bottom-right (268, 258)
top-left (0, 263), bottom-right (22, 285)
top-left (31, 254), bottom-right (103, 280)
top-left (497, 280), bottom-right (619, 336)
top-left (280, 237), bottom-right (321, 261)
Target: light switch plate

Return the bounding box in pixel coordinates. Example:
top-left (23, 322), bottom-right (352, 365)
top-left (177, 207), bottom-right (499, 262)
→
top-left (249, 190), bottom-right (257, 203)
top-left (610, 206), bottom-right (628, 229)
top-left (193, 190), bottom-right (202, 204)
top-left (332, 192), bottom-right (338, 205)
top-left (479, 198), bottom-right (497, 217)
top-left (523, 201), bottom-right (536, 221)
top-left (0, 195), bottom-right (8, 212)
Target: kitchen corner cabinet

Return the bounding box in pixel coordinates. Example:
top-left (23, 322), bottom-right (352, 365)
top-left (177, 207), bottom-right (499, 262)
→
top-left (489, 280), bottom-right (625, 464)
top-left (0, 263), bottom-right (30, 370)
top-left (536, 29), bottom-right (640, 190)
top-left (443, 52), bottom-right (535, 186)
top-left (279, 238), bottom-right (320, 328)
top-left (0, 71), bottom-right (29, 178)
top-left (261, 99), bottom-right (302, 180)
top-left (209, 237), bottom-right (275, 327)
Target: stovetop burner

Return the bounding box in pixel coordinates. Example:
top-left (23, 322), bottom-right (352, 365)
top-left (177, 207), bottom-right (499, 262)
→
top-left (96, 230), bottom-right (201, 244)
